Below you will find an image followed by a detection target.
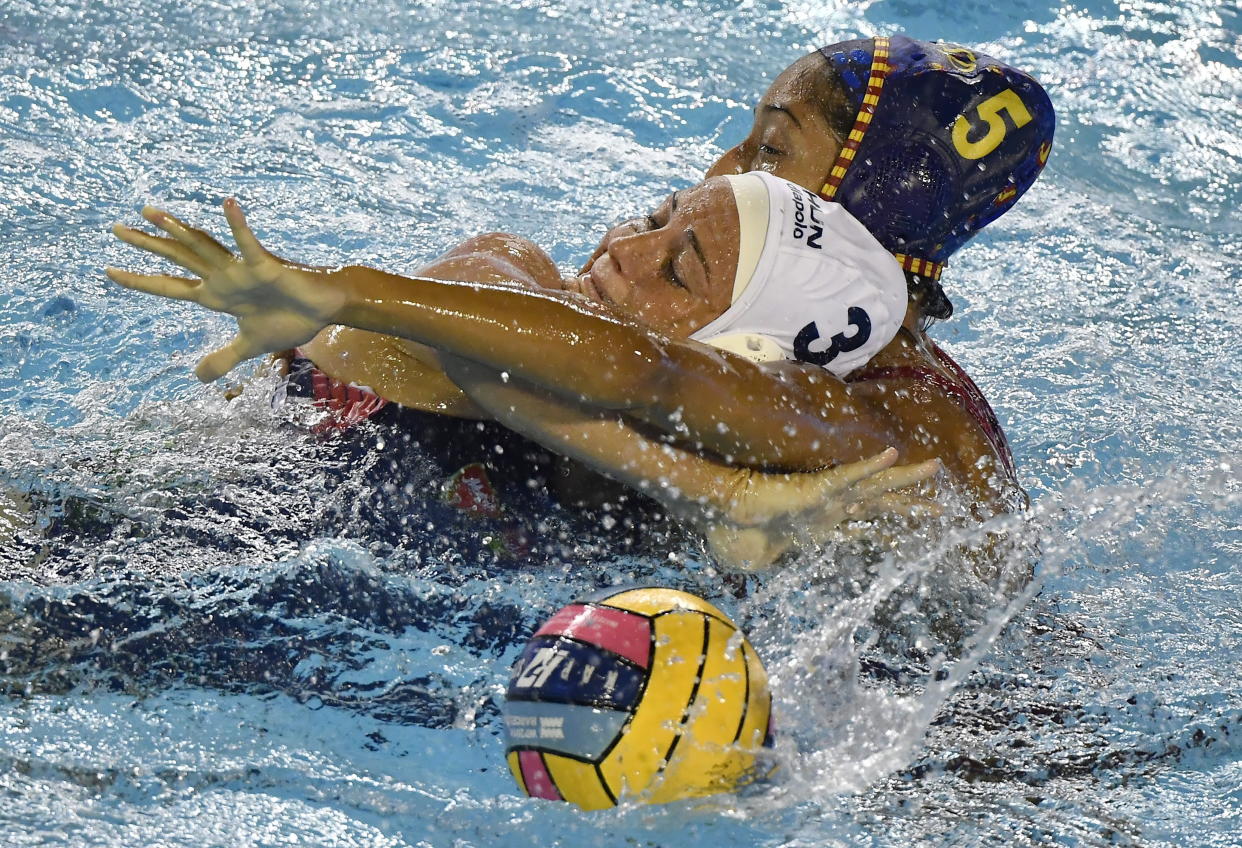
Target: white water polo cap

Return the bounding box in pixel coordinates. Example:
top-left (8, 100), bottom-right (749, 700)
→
top-left (690, 171), bottom-right (907, 378)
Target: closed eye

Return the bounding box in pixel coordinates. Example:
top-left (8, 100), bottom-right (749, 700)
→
top-left (664, 258), bottom-right (687, 289)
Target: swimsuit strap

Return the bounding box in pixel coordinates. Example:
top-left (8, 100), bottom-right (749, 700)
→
top-left (849, 340), bottom-right (1016, 477)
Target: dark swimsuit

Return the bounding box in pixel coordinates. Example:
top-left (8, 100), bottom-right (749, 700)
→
top-left (284, 352), bottom-right (557, 474)
top-left (282, 353), bottom-right (678, 565)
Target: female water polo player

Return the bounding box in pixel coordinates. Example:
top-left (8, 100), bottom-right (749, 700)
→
top-left (107, 35), bottom-right (1054, 569)
top-left (714, 35), bottom-right (1051, 326)
top-left (587, 34), bottom-right (1054, 485)
top-left (111, 170), bottom-right (1001, 562)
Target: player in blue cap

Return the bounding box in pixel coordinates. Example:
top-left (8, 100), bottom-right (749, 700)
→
top-left (707, 35), bottom-right (1055, 322)
top-left (696, 35), bottom-right (1055, 488)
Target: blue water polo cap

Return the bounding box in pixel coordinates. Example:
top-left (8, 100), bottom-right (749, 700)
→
top-left (817, 35), bottom-right (1055, 282)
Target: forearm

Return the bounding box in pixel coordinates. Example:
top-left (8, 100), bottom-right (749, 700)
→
top-left (439, 355), bottom-right (747, 517)
top-left (329, 264), bottom-right (674, 410)
top-left (329, 265), bottom-right (878, 469)
top-left (632, 347), bottom-right (886, 470)
top-left (300, 326), bottom-right (487, 418)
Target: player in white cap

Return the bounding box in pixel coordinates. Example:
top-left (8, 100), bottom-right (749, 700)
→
top-left (690, 171), bottom-right (906, 377)
top-left (107, 174), bottom-right (976, 568)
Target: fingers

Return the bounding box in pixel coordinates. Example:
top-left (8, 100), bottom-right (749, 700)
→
top-left (223, 197), bottom-right (271, 263)
top-left (851, 458), bottom-right (943, 499)
top-left (844, 492), bottom-right (943, 521)
top-left (105, 267), bottom-right (201, 301)
top-left (194, 314), bottom-right (311, 381)
top-left (800, 493), bottom-right (940, 547)
top-left (770, 447), bottom-right (899, 507)
top-left (819, 446), bottom-right (900, 489)
top-left (194, 350), bottom-right (236, 383)
top-left (194, 334), bottom-right (263, 383)
top-left (778, 456), bottom-right (943, 543)
top-left (112, 224), bottom-right (212, 277)
top-left (142, 206), bottom-right (234, 266)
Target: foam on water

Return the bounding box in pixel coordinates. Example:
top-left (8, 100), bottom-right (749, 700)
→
top-left (1, 0), bottom-right (1240, 845)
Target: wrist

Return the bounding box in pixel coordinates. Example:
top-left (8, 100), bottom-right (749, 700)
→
top-left (321, 264), bottom-right (362, 326)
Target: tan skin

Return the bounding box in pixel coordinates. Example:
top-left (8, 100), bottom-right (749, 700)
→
top-left (106, 50), bottom-right (1024, 566)
top-left (109, 184), bottom-right (941, 570)
top-left (577, 55), bottom-right (844, 273)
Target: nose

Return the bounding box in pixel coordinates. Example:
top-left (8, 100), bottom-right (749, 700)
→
top-left (606, 226), bottom-right (663, 280)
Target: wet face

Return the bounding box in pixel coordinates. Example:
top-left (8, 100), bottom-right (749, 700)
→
top-left (705, 58), bottom-right (844, 193)
top-left (568, 178), bottom-right (740, 338)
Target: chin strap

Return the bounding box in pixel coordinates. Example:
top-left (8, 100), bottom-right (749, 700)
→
top-left (818, 36), bottom-right (890, 202)
top-left (818, 36), bottom-right (946, 285)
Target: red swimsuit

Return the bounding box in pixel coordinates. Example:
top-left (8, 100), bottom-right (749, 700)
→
top-left (849, 339), bottom-right (1016, 479)
top-left (288, 350), bottom-right (390, 433)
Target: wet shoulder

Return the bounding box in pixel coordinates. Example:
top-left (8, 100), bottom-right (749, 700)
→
top-left (847, 334), bottom-right (1021, 509)
top-left (432, 232), bottom-right (563, 289)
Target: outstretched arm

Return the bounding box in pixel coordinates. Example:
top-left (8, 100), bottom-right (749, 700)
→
top-left (108, 201), bottom-right (888, 472)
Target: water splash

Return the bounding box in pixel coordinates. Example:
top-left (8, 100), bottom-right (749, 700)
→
top-left (2, 0), bottom-right (1240, 844)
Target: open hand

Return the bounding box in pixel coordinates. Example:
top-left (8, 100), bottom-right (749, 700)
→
top-left (697, 448), bottom-right (943, 571)
top-left (107, 200), bottom-right (345, 382)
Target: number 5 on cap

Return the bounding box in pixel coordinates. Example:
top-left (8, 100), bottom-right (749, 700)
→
top-left (952, 90), bottom-right (1033, 160)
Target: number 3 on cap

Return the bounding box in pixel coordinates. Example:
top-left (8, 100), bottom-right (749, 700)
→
top-left (952, 90), bottom-right (1033, 160)
top-left (793, 307), bottom-right (872, 367)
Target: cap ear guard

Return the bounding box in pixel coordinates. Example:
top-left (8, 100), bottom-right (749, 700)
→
top-left (692, 172), bottom-right (907, 378)
top-left (702, 332), bottom-right (786, 363)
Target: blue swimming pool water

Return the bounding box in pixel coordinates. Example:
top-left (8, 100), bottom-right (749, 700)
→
top-left (1, 0), bottom-right (1239, 845)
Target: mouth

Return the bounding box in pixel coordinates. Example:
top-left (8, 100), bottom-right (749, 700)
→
top-left (585, 255), bottom-right (616, 305)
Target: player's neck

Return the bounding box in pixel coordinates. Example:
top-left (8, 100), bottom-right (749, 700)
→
top-left (867, 305), bottom-right (930, 368)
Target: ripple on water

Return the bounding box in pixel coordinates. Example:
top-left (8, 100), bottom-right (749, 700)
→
top-left (1, 0), bottom-right (1240, 845)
